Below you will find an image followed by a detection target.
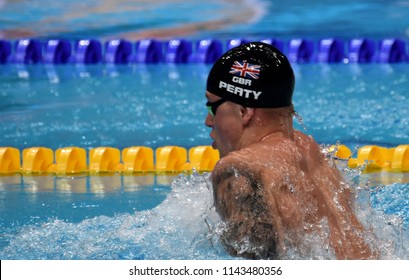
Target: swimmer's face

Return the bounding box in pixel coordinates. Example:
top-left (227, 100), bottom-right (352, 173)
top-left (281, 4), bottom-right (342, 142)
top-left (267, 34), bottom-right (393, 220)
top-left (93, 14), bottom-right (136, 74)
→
top-left (205, 91), bottom-right (243, 158)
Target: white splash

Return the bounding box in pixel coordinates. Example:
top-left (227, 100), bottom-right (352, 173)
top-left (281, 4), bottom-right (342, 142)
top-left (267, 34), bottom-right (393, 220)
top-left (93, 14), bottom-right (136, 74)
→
top-left (0, 170), bottom-right (408, 260)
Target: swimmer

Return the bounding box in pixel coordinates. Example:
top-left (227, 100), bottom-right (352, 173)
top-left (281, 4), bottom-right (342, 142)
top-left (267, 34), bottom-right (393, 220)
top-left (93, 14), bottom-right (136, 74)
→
top-left (205, 42), bottom-right (378, 259)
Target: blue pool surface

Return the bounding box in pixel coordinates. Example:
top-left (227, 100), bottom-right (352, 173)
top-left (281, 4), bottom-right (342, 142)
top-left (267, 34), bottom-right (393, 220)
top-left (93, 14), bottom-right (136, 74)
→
top-left (1, 0), bottom-right (409, 260)
top-left (1, 63), bottom-right (407, 149)
top-left (1, 0), bottom-right (409, 40)
top-left (1, 62), bottom-right (408, 259)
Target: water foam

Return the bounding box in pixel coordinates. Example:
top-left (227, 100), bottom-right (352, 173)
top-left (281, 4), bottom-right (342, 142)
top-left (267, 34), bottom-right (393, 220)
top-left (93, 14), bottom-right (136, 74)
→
top-left (0, 169), bottom-right (408, 259)
top-left (0, 172), bottom-right (229, 260)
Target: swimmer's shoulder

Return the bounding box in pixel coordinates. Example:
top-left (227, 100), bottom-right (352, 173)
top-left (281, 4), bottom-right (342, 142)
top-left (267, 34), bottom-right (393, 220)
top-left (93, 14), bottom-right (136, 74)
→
top-left (294, 130), bottom-right (318, 144)
top-left (212, 151), bottom-right (250, 175)
top-left (212, 151), bottom-right (259, 185)
top-left (212, 149), bottom-right (282, 189)
top-left (294, 130), bottom-right (322, 154)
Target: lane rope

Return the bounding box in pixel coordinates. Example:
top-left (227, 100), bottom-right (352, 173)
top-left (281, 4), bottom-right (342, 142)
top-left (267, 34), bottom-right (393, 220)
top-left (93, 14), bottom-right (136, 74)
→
top-left (0, 144), bottom-right (408, 175)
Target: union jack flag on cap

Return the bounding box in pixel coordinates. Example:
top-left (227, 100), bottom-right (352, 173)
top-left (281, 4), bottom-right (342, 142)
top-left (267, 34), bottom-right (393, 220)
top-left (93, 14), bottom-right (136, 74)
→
top-left (229, 61), bottom-right (261, 80)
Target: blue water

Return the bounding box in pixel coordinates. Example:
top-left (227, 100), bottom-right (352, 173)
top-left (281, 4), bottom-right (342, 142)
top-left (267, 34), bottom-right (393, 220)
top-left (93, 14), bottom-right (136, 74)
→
top-left (1, 0), bottom-right (408, 40)
top-left (1, 0), bottom-right (409, 259)
top-left (1, 64), bottom-right (408, 149)
top-left (1, 62), bottom-right (408, 259)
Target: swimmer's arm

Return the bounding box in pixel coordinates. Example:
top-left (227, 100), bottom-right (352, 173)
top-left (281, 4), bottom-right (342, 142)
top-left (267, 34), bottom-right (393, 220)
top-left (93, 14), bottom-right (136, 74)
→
top-left (212, 167), bottom-right (278, 259)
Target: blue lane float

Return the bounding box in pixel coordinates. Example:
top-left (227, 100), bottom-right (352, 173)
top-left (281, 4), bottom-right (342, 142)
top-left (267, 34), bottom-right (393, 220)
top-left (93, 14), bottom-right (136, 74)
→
top-left (0, 40), bottom-right (12, 64)
top-left (348, 39), bottom-right (376, 63)
top-left (226, 39), bottom-right (250, 51)
top-left (260, 39), bottom-right (285, 52)
top-left (317, 39), bottom-right (345, 63)
top-left (74, 39), bottom-right (102, 64)
top-left (104, 39), bottom-right (133, 64)
top-left (0, 37), bottom-right (407, 65)
top-left (135, 39), bottom-right (163, 63)
top-left (44, 40), bottom-right (72, 64)
top-left (287, 39), bottom-right (314, 63)
top-left (14, 39), bottom-right (43, 64)
top-left (193, 39), bottom-right (223, 63)
top-left (379, 39), bottom-right (407, 63)
top-left (165, 39), bottom-right (192, 63)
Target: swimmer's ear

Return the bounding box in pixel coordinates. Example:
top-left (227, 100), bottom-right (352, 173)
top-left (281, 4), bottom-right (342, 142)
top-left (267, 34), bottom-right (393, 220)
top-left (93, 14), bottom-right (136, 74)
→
top-left (240, 106), bottom-right (255, 125)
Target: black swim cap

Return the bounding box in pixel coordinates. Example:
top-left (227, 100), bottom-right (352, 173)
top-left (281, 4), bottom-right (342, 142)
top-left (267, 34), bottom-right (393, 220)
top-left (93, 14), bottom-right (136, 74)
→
top-left (206, 42), bottom-right (295, 108)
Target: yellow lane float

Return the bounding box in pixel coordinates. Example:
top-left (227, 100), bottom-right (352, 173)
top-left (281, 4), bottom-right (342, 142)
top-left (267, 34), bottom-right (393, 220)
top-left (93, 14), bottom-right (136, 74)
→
top-left (0, 144), bottom-right (408, 175)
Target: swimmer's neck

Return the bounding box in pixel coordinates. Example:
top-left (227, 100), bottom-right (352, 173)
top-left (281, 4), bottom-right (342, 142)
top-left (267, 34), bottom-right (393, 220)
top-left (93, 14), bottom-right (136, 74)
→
top-left (257, 121), bottom-right (295, 143)
top-left (241, 108), bottom-right (295, 148)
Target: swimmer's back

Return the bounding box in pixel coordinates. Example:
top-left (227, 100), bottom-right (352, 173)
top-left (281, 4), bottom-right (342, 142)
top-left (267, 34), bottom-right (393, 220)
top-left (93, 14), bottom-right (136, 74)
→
top-left (212, 130), bottom-right (378, 259)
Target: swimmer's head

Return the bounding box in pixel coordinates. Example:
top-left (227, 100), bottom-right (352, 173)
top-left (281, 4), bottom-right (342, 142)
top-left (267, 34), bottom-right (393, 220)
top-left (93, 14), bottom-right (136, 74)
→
top-left (206, 42), bottom-right (295, 108)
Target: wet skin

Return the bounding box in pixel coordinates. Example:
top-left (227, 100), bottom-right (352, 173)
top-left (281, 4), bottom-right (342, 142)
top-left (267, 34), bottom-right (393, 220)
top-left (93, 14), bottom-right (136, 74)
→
top-left (205, 91), bottom-right (377, 259)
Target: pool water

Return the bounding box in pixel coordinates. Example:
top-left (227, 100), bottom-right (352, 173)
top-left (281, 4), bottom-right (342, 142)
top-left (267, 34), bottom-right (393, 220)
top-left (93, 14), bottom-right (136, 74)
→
top-left (1, 0), bottom-right (408, 40)
top-left (1, 0), bottom-right (409, 260)
top-left (1, 63), bottom-right (409, 259)
top-left (0, 171), bottom-right (408, 259)
top-left (1, 64), bottom-right (407, 149)
top-left (0, 174), bottom-right (171, 226)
